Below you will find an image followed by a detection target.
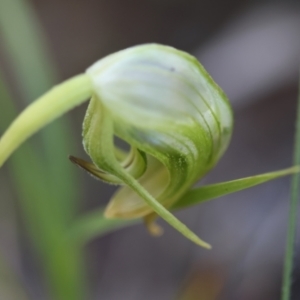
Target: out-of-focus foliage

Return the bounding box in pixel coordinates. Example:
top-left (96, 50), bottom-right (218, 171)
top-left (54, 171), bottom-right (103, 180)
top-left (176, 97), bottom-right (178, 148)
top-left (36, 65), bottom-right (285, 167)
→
top-left (0, 0), bottom-right (85, 299)
top-left (0, 0), bottom-right (299, 299)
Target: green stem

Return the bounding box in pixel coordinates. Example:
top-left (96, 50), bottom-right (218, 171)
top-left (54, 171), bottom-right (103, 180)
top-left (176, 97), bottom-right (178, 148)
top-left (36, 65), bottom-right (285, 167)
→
top-left (281, 69), bottom-right (300, 300)
top-left (0, 74), bottom-right (92, 167)
top-left (69, 208), bottom-right (137, 246)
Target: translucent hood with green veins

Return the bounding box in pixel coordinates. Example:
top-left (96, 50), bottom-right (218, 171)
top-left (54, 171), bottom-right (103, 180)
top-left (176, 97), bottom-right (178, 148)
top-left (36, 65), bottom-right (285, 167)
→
top-left (83, 44), bottom-right (233, 220)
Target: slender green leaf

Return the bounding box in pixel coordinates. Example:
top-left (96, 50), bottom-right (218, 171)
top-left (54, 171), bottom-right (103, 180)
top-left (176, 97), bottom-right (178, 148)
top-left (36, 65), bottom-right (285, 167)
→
top-left (0, 0), bottom-right (91, 297)
top-left (0, 0), bottom-right (79, 223)
top-left (70, 208), bottom-right (137, 246)
top-left (174, 166), bottom-right (300, 209)
top-left (281, 70), bottom-right (300, 300)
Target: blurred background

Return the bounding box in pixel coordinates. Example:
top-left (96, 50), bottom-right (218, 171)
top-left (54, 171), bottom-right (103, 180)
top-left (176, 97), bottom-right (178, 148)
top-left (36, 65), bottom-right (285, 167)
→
top-left (0, 0), bottom-right (300, 299)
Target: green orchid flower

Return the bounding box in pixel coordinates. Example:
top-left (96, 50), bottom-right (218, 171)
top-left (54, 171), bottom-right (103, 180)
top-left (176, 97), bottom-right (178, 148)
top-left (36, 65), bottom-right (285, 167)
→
top-left (0, 44), bottom-right (298, 249)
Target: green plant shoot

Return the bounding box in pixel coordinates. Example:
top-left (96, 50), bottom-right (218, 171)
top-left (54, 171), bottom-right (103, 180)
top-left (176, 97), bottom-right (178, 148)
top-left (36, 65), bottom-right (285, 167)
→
top-left (0, 44), bottom-right (298, 249)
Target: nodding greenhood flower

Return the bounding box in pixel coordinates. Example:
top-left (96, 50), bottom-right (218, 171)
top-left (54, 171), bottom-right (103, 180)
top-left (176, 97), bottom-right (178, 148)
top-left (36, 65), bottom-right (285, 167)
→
top-left (0, 44), bottom-right (298, 249)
